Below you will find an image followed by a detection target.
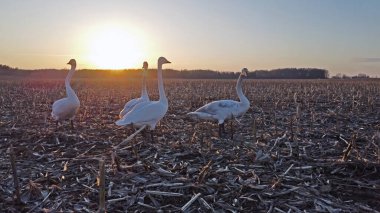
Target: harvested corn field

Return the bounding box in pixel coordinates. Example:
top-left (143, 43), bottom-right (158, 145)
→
top-left (0, 78), bottom-right (380, 212)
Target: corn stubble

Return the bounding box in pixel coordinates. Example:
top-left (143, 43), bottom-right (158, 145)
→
top-left (0, 78), bottom-right (379, 212)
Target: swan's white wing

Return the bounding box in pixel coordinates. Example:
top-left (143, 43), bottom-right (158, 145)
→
top-left (197, 100), bottom-right (239, 114)
top-left (188, 100), bottom-right (240, 123)
top-left (119, 97), bottom-right (149, 118)
top-left (51, 98), bottom-right (80, 121)
top-left (118, 99), bottom-right (153, 125)
top-left (128, 99), bottom-right (152, 113)
top-left (115, 101), bottom-right (168, 129)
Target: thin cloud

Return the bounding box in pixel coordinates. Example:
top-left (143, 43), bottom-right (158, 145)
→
top-left (353, 57), bottom-right (380, 63)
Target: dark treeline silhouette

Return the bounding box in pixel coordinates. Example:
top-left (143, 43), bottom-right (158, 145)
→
top-left (1, 64), bottom-right (330, 79)
top-left (252, 68), bottom-right (329, 79)
top-left (332, 73), bottom-right (371, 79)
top-left (0, 64), bottom-right (14, 70)
top-left (163, 69), bottom-right (238, 79)
top-left (161, 68), bottom-right (329, 79)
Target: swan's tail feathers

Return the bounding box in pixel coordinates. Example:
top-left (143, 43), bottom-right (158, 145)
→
top-left (115, 118), bottom-right (130, 126)
top-left (51, 112), bottom-right (59, 121)
top-left (114, 125), bottom-right (147, 149)
top-left (118, 114), bottom-right (123, 119)
top-left (187, 112), bottom-right (214, 120)
top-left (119, 109), bottom-right (127, 119)
top-left (186, 112), bottom-right (198, 120)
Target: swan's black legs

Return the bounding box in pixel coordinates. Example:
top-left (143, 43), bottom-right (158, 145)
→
top-left (150, 130), bottom-right (154, 142)
top-left (70, 120), bottom-right (74, 129)
top-left (219, 123), bottom-right (225, 138)
top-left (223, 123), bottom-right (228, 134)
top-left (230, 119), bottom-right (234, 140)
top-left (139, 127), bottom-right (154, 142)
top-left (55, 121), bottom-right (59, 130)
top-left (218, 122), bottom-right (234, 139)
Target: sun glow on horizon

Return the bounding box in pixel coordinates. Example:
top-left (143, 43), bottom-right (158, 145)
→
top-left (86, 26), bottom-right (144, 69)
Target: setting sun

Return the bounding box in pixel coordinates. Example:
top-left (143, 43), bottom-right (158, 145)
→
top-left (86, 27), bottom-right (144, 69)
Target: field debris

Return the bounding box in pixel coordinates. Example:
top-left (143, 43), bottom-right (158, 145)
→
top-left (0, 78), bottom-right (379, 212)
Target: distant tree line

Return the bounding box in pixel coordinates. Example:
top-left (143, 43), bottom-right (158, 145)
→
top-left (148, 68), bottom-right (329, 79)
top-left (161, 68), bottom-right (329, 79)
top-left (162, 69), bottom-right (238, 79)
top-left (0, 64), bottom-right (334, 79)
top-left (251, 68), bottom-right (329, 79)
top-left (0, 64), bottom-right (13, 70)
top-left (331, 73), bottom-right (370, 79)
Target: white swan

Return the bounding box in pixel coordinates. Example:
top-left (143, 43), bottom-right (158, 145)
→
top-left (51, 59), bottom-right (80, 127)
top-left (115, 57), bottom-right (171, 137)
top-left (187, 68), bottom-right (250, 138)
top-left (119, 61), bottom-right (149, 118)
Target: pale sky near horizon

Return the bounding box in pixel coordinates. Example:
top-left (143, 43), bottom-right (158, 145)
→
top-left (0, 0), bottom-right (379, 76)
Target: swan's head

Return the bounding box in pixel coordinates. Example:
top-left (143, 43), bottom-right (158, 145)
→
top-left (142, 61), bottom-right (148, 69)
top-left (158, 57), bottom-right (171, 65)
top-left (67, 59), bottom-right (77, 69)
top-left (142, 61), bottom-right (148, 76)
top-left (241, 68), bottom-right (248, 77)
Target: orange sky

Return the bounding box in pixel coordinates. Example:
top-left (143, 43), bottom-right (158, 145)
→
top-left (1, 1), bottom-right (379, 76)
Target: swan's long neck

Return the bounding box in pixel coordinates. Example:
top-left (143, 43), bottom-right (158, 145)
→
top-left (157, 63), bottom-right (167, 103)
top-left (141, 68), bottom-right (148, 99)
top-left (236, 74), bottom-right (249, 106)
top-left (65, 66), bottom-right (78, 101)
